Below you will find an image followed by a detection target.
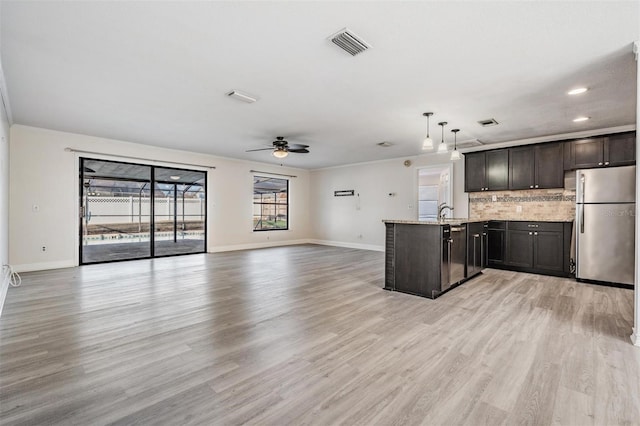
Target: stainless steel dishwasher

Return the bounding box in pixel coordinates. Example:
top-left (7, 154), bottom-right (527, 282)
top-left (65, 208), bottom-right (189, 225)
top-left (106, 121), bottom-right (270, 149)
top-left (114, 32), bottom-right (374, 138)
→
top-left (442, 224), bottom-right (467, 292)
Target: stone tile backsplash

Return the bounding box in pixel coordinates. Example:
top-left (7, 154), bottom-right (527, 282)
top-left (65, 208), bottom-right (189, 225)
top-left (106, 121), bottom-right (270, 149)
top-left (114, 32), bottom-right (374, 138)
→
top-left (469, 189), bottom-right (576, 221)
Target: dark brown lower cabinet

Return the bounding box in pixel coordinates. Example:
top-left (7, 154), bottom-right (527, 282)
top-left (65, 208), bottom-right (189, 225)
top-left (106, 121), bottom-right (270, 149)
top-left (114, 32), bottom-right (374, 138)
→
top-left (533, 230), bottom-right (564, 272)
top-left (467, 222), bottom-right (485, 277)
top-left (506, 229), bottom-right (534, 268)
top-left (487, 221), bottom-right (506, 267)
top-left (488, 221), bottom-right (571, 277)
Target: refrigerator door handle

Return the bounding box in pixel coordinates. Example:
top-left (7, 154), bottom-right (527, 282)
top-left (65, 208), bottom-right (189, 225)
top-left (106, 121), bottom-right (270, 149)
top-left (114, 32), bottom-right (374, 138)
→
top-left (580, 173), bottom-right (585, 204)
top-left (580, 204), bottom-right (585, 234)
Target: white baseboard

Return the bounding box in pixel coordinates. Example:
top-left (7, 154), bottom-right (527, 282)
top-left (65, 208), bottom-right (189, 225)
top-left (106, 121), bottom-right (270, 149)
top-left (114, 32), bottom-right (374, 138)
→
top-left (12, 260), bottom-right (77, 273)
top-left (308, 239), bottom-right (384, 252)
top-left (208, 239), bottom-right (312, 253)
top-left (632, 328), bottom-right (640, 346)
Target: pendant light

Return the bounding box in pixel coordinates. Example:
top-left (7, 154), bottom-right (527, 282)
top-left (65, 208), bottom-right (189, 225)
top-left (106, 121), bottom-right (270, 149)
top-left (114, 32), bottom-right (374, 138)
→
top-left (422, 112), bottom-right (434, 150)
top-left (437, 122), bottom-right (448, 153)
top-left (450, 129), bottom-right (461, 160)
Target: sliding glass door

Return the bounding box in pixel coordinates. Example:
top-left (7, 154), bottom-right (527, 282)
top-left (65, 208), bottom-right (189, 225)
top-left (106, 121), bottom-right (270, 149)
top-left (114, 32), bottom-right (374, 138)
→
top-left (153, 167), bottom-right (206, 257)
top-left (80, 158), bottom-right (206, 264)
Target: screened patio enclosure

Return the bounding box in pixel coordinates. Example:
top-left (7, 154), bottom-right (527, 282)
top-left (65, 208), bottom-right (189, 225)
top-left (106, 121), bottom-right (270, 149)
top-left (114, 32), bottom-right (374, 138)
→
top-left (80, 158), bottom-right (206, 264)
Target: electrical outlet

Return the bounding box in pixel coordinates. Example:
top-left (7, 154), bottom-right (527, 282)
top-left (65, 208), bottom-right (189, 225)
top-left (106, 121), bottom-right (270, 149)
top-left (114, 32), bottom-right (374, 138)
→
top-left (516, 205), bottom-right (523, 213)
top-left (41, 246), bottom-right (46, 252)
top-left (492, 195), bottom-right (497, 202)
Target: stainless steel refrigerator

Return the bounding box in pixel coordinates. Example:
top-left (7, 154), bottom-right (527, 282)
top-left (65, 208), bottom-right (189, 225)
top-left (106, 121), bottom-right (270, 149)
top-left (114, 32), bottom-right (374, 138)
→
top-left (575, 165), bottom-right (635, 286)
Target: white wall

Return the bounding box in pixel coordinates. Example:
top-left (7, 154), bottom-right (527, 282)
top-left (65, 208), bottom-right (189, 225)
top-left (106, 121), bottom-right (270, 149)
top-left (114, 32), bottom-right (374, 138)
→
top-left (9, 125), bottom-right (312, 272)
top-left (0, 65), bottom-right (10, 316)
top-left (309, 154), bottom-right (468, 251)
top-left (633, 40), bottom-right (639, 346)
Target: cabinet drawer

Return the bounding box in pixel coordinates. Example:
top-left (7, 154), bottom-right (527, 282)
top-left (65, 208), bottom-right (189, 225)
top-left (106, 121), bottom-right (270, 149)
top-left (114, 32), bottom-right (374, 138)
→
top-left (508, 221), bottom-right (564, 232)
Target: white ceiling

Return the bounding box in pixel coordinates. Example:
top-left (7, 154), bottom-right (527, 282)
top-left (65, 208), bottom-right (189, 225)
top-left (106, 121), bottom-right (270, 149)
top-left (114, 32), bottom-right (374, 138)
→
top-left (1, 1), bottom-right (638, 169)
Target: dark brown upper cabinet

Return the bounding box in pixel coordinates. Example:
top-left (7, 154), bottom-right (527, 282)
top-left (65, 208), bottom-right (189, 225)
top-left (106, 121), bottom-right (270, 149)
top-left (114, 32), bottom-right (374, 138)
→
top-left (564, 132), bottom-right (635, 170)
top-left (604, 132), bottom-right (636, 167)
top-left (465, 150), bottom-right (509, 192)
top-left (509, 143), bottom-right (563, 190)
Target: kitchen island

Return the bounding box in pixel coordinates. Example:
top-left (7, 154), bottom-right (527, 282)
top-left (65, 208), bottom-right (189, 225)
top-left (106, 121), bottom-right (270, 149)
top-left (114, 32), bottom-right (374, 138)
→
top-left (383, 220), bottom-right (487, 299)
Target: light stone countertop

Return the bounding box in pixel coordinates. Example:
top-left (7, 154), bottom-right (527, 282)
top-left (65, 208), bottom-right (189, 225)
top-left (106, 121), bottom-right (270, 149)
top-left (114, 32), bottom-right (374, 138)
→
top-left (383, 218), bottom-right (573, 225)
top-left (382, 219), bottom-right (484, 226)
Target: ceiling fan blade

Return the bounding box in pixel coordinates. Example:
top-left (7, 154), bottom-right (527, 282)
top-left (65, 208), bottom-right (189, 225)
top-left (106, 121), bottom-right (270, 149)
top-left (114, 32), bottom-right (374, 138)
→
top-left (288, 144), bottom-right (309, 149)
top-left (246, 147), bottom-right (274, 152)
top-left (288, 148), bottom-right (310, 153)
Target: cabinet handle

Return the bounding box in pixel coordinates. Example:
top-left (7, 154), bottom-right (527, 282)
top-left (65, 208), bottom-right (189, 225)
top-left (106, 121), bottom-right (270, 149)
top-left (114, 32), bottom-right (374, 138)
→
top-left (605, 162), bottom-right (610, 166)
top-left (535, 185), bottom-right (539, 188)
top-left (529, 232), bottom-right (533, 235)
top-left (530, 185), bottom-right (533, 188)
top-left (598, 162), bottom-right (603, 166)
top-left (482, 232), bottom-right (487, 236)
top-left (534, 232), bottom-right (538, 236)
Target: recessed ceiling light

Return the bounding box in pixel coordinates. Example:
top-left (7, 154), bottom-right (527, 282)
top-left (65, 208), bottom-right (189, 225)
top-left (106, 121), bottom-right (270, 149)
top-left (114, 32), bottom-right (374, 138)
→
top-left (377, 141), bottom-right (393, 147)
top-left (170, 175), bottom-right (181, 180)
top-left (568, 87), bottom-right (588, 95)
top-left (573, 116), bottom-right (590, 122)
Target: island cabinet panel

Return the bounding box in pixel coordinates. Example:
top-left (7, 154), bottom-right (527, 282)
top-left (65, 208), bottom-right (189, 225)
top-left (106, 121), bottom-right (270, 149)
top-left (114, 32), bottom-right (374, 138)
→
top-left (384, 223), bottom-right (443, 298)
top-left (465, 150), bottom-right (509, 192)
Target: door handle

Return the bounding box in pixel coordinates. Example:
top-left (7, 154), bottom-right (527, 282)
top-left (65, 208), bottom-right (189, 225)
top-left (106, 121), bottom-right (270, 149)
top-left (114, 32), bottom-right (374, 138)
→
top-left (580, 205), bottom-right (585, 234)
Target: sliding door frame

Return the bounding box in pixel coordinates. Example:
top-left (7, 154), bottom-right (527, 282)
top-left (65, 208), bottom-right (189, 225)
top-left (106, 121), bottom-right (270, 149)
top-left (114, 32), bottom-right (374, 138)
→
top-left (79, 157), bottom-right (207, 265)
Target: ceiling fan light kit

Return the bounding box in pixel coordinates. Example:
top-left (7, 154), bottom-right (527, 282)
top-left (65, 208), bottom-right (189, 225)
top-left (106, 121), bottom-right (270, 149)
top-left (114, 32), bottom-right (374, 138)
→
top-left (272, 148), bottom-right (289, 159)
top-left (246, 136), bottom-right (310, 159)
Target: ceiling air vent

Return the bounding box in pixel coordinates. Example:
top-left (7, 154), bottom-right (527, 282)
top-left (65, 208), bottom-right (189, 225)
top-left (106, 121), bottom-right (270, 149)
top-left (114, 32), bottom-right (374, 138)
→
top-left (478, 118), bottom-right (499, 127)
top-left (329, 28), bottom-right (371, 56)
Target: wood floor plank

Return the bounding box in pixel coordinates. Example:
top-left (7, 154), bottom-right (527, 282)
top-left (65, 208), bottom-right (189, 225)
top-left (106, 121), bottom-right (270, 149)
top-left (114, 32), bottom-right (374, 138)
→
top-left (1, 244), bottom-right (638, 425)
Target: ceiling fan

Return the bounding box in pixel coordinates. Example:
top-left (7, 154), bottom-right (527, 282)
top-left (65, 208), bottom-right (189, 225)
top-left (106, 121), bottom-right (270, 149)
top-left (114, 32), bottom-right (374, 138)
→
top-left (246, 136), bottom-right (310, 159)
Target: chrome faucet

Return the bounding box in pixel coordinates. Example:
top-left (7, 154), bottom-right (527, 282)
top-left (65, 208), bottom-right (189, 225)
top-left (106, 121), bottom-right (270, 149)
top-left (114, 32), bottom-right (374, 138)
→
top-left (438, 203), bottom-right (454, 221)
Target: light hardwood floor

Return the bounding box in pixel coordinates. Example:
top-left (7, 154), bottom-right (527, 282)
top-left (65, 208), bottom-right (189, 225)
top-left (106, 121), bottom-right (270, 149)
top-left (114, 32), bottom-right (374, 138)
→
top-left (1, 244), bottom-right (639, 425)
